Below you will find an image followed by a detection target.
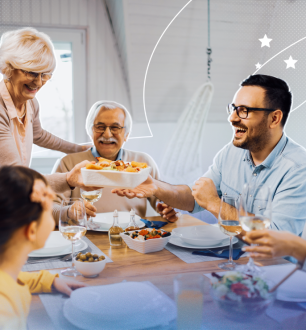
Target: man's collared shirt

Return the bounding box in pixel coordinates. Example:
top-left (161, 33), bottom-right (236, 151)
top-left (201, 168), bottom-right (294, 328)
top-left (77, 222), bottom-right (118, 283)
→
top-left (191, 134), bottom-right (306, 236)
top-left (91, 147), bottom-right (123, 161)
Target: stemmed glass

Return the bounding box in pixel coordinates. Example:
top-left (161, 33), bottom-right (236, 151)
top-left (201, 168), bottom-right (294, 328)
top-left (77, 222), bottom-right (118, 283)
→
top-left (59, 198), bottom-right (87, 276)
top-left (218, 195), bottom-right (242, 270)
top-left (238, 184), bottom-right (272, 275)
top-left (80, 188), bottom-right (103, 230)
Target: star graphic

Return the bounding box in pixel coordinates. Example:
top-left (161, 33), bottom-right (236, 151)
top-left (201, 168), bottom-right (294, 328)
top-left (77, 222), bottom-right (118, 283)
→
top-left (259, 34), bottom-right (272, 47)
top-left (255, 62), bottom-right (262, 69)
top-left (284, 56), bottom-right (297, 69)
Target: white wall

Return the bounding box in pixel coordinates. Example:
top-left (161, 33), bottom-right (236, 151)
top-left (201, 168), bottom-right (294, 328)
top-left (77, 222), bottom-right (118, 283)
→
top-left (0, 0), bottom-right (130, 111)
top-left (125, 121), bottom-right (233, 184)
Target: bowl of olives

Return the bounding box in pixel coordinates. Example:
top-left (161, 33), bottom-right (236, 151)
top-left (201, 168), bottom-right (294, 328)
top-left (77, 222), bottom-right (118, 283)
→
top-left (74, 252), bottom-right (107, 278)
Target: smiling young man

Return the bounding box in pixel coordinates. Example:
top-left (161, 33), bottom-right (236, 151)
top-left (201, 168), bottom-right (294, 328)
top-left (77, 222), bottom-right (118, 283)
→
top-left (113, 75), bottom-right (306, 235)
top-left (52, 101), bottom-right (177, 224)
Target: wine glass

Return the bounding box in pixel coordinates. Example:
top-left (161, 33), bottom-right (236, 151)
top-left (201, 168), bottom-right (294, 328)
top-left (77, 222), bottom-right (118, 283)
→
top-left (80, 188), bottom-right (103, 230)
top-left (59, 198), bottom-right (87, 276)
top-left (218, 195), bottom-right (242, 270)
top-left (238, 184), bottom-right (272, 275)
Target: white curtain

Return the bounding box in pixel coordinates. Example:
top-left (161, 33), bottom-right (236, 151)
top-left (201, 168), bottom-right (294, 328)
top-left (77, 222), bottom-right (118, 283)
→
top-left (160, 82), bottom-right (214, 185)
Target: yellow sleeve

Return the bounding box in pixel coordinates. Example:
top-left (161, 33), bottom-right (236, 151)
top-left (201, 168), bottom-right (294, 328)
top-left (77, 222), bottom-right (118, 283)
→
top-left (18, 271), bottom-right (59, 294)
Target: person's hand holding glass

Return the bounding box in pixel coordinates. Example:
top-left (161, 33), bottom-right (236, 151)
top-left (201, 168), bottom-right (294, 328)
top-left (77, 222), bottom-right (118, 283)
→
top-left (59, 198), bottom-right (87, 276)
top-left (218, 195), bottom-right (242, 270)
top-left (80, 188), bottom-right (102, 230)
top-left (238, 184), bottom-right (272, 275)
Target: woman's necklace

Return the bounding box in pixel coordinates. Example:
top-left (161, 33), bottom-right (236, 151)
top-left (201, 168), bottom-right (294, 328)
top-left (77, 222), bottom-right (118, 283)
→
top-left (18, 104), bottom-right (26, 119)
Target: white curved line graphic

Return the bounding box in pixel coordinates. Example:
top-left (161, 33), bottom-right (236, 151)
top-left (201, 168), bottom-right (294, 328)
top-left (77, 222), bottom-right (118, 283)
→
top-left (253, 36), bottom-right (306, 112)
top-left (129, 0), bottom-right (194, 140)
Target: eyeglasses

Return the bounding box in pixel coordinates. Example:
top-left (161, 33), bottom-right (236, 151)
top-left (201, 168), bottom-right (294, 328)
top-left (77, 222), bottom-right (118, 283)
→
top-left (93, 124), bottom-right (125, 135)
top-left (227, 103), bottom-right (276, 119)
top-left (20, 69), bottom-right (52, 82)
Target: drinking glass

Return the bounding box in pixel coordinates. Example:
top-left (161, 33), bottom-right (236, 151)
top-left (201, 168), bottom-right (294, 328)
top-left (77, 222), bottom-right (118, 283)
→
top-left (174, 274), bottom-right (205, 330)
top-left (218, 195), bottom-right (241, 270)
top-left (238, 184), bottom-right (272, 275)
top-left (80, 188), bottom-right (103, 230)
top-left (59, 198), bottom-right (87, 276)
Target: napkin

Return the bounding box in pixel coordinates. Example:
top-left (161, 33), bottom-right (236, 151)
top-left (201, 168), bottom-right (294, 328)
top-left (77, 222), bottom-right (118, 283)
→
top-left (140, 219), bottom-right (168, 229)
top-left (192, 247), bottom-right (244, 260)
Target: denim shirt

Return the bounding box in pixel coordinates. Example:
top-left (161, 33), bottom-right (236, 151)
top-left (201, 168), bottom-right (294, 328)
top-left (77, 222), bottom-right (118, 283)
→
top-left (192, 134), bottom-right (306, 235)
top-left (91, 147), bottom-right (123, 161)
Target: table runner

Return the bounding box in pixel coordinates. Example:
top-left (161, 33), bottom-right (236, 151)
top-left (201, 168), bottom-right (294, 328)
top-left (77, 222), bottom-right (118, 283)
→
top-left (22, 237), bottom-right (112, 272)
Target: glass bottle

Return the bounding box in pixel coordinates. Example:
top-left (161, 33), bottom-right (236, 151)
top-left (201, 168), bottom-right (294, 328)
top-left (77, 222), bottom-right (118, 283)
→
top-left (108, 210), bottom-right (124, 246)
top-left (125, 209), bottom-right (140, 232)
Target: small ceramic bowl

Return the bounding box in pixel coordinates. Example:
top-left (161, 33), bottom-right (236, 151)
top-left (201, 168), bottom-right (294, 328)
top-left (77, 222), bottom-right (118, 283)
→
top-left (75, 257), bottom-right (107, 278)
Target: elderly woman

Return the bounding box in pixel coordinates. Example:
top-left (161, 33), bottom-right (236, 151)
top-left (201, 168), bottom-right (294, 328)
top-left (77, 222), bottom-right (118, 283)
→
top-left (0, 27), bottom-right (89, 167)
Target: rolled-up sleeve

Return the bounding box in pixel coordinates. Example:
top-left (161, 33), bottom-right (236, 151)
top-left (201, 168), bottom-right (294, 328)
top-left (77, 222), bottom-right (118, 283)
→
top-left (268, 166), bottom-right (306, 235)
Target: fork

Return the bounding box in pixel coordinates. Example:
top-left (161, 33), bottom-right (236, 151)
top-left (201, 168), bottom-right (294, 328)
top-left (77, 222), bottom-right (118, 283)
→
top-left (26, 253), bottom-right (72, 264)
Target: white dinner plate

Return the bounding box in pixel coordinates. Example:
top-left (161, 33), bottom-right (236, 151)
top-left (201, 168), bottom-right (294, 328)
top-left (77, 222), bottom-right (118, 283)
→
top-left (28, 239), bottom-right (88, 258)
top-left (29, 232), bottom-right (71, 256)
top-left (168, 236), bottom-right (238, 249)
top-left (91, 212), bottom-right (145, 232)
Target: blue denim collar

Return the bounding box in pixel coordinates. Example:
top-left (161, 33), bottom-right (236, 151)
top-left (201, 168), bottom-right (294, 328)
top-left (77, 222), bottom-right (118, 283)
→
top-left (91, 147), bottom-right (123, 161)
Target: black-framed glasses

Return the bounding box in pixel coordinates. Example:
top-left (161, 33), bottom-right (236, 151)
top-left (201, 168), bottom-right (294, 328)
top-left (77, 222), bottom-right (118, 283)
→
top-left (20, 69), bottom-right (52, 82)
top-left (227, 103), bottom-right (276, 119)
top-left (93, 124), bottom-right (125, 135)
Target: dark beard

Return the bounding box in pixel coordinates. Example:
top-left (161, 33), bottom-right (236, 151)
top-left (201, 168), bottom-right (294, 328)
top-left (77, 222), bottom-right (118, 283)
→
top-left (232, 117), bottom-right (269, 153)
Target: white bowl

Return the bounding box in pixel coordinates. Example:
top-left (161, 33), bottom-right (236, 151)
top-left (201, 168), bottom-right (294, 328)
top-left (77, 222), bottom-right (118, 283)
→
top-left (75, 257), bottom-right (106, 278)
top-left (31, 232), bottom-right (71, 255)
top-left (120, 229), bottom-right (171, 254)
top-left (81, 166), bottom-right (151, 189)
top-left (172, 225), bottom-right (229, 246)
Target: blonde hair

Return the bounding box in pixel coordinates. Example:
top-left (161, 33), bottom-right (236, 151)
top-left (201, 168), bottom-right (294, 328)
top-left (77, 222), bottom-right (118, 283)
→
top-left (86, 101), bottom-right (132, 139)
top-left (0, 27), bottom-right (56, 78)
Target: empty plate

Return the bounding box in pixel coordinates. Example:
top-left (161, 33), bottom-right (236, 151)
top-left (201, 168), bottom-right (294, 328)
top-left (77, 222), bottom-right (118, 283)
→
top-left (29, 232), bottom-right (71, 256)
top-left (172, 225), bottom-right (230, 247)
top-left (28, 238), bottom-right (88, 258)
top-left (168, 236), bottom-right (238, 249)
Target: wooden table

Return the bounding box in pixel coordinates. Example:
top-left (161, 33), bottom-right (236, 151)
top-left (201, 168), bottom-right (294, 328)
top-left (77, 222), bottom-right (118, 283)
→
top-left (28, 215), bottom-right (303, 330)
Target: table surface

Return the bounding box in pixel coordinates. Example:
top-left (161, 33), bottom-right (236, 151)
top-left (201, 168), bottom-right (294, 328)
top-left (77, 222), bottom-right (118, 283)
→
top-left (28, 215), bottom-right (302, 330)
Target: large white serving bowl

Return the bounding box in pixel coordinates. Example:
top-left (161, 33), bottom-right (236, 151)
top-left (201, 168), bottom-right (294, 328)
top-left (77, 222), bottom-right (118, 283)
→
top-left (121, 229), bottom-right (171, 254)
top-left (172, 225), bottom-right (230, 247)
top-left (81, 166), bottom-right (151, 189)
top-left (30, 232), bottom-right (71, 256)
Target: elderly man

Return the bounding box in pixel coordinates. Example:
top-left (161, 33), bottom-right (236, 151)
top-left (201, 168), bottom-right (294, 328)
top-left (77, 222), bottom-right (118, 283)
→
top-left (52, 100), bottom-right (176, 223)
top-left (113, 74), bottom-right (306, 236)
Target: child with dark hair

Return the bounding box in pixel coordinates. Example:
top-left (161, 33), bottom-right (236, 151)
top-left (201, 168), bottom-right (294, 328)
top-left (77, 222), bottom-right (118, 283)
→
top-left (0, 166), bottom-right (86, 330)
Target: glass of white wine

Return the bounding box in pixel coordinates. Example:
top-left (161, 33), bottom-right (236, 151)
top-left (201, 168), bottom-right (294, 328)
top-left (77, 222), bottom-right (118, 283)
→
top-left (80, 188), bottom-right (103, 230)
top-left (59, 198), bottom-right (87, 276)
top-left (218, 195), bottom-right (242, 270)
top-left (238, 184), bottom-right (272, 275)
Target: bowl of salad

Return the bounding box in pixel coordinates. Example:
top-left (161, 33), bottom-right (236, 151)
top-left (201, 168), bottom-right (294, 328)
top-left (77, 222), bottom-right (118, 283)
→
top-left (121, 228), bottom-right (171, 254)
top-left (210, 271), bottom-right (276, 320)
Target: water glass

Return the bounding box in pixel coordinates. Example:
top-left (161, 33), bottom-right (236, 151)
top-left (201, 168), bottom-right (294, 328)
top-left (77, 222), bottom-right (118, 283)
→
top-left (174, 274), bottom-right (205, 330)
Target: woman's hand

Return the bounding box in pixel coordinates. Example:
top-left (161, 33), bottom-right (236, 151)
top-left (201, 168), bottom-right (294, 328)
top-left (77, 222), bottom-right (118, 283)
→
top-left (243, 230), bottom-right (306, 263)
top-left (52, 277), bottom-right (88, 296)
top-left (157, 203), bottom-right (179, 222)
top-left (68, 200), bottom-right (96, 220)
top-left (80, 144), bottom-right (93, 152)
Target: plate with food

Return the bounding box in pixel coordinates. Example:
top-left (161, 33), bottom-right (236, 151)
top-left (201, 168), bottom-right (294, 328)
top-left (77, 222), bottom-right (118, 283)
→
top-left (121, 228), bottom-right (171, 253)
top-left (81, 158), bottom-right (151, 189)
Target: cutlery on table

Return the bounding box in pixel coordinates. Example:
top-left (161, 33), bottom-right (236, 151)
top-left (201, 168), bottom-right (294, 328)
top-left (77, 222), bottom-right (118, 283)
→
top-left (26, 253), bottom-right (72, 264)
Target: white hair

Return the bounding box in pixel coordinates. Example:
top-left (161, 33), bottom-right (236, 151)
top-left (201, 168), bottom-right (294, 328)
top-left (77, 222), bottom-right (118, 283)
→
top-left (86, 101), bottom-right (132, 140)
top-left (0, 27), bottom-right (56, 78)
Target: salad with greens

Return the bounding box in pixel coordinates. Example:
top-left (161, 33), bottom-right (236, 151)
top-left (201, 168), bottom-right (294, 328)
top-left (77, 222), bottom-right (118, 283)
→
top-left (211, 271), bottom-right (270, 302)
